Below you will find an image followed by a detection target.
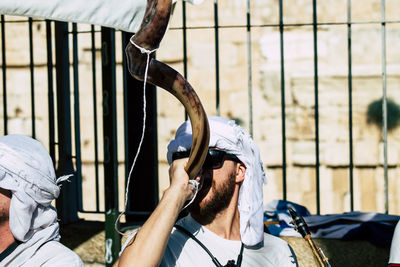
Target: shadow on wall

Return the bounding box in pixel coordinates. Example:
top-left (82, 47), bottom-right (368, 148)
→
top-left (367, 98), bottom-right (400, 132)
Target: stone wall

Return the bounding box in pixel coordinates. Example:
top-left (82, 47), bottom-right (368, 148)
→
top-left (157, 0), bottom-right (400, 215)
top-left (1, 0), bottom-right (400, 218)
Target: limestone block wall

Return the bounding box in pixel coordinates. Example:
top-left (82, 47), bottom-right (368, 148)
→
top-left (1, 0), bottom-right (400, 217)
top-left (157, 0), bottom-right (400, 215)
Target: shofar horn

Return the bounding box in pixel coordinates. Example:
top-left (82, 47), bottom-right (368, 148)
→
top-left (125, 0), bottom-right (210, 180)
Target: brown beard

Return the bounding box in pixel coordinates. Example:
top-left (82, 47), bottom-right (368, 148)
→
top-left (0, 206), bottom-right (8, 225)
top-left (0, 188), bottom-right (11, 225)
top-left (190, 170), bottom-right (236, 224)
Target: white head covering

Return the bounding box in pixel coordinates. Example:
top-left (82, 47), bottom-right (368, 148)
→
top-left (167, 116), bottom-right (267, 246)
top-left (0, 134), bottom-right (71, 265)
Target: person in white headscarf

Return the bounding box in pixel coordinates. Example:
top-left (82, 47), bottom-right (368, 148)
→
top-left (116, 116), bottom-right (297, 267)
top-left (0, 134), bottom-right (83, 266)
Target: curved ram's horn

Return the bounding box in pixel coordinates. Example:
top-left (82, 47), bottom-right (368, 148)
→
top-left (126, 0), bottom-right (210, 180)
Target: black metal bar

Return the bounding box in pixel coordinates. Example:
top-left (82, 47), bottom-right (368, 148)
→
top-left (121, 31), bottom-right (159, 225)
top-left (214, 0), bottom-right (220, 115)
top-left (313, 0), bottom-right (321, 215)
top-left (2, 19), bottom-right (48, 23)
top-left (279, 0), bottom-right (287, 201)
top-left (125, 211), bottom-right (153, 216)
top-left (28, 17), bottom-right (36, 138)
top-left (78, 210), bottom-right (106, 214)
top-left (72, 23), bottom-right (83, 211)
top-left (246, 0), bottom-right (253, 136)
top-left (1, 15), bottom-right (7, 135)
top-left (46, 20), bottom-right (56, 164)
top-left (169, 20), bottom-right (400, 31)
top-left (54, 21), bottom-right (79, 223)
top-left (182, 1), bottom-right (188, 83)
top-left (101, 27), bottom-right (120, 266)
top-left (91, 25), bottom-right (100, 212)
top-left (68, 31), bottom-right (102, 34)
top-left (347, 0), bottom-right (354, 212)
top-left (124, 77), bottom-right (159, 224)
top-left (183, 1), bottom-right (189, 121)
top-left (6, 18), bottom-right (400, 27)
top-left (381, 0), bottom-right (389, 214)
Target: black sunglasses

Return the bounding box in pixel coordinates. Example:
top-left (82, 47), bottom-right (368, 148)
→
top-left (172, 149), bottom-right (240, 169)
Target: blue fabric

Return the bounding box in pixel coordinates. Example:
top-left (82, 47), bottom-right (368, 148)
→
top-left (264, 200), bottom-right (400, 247)
top-left (264, 200), bottom-right (310, 237)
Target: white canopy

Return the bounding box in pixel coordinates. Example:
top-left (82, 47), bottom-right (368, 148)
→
top-left (0, 0), bottom-right (203, 33)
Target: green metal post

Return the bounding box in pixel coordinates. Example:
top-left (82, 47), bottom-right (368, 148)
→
top-left (54, 21), bottom-right (79, 224)
top-left (101, 27), bottom-right (121, 266)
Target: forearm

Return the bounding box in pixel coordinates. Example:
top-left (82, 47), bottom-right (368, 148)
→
top-left (117, 187), bottom-right (186, 267)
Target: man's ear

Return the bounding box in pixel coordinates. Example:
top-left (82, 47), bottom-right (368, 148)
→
top-left (235, 162), bottom-right (246, 183)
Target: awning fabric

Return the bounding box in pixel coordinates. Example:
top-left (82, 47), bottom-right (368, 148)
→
top-left (0, 0), bottom-right (203, 33)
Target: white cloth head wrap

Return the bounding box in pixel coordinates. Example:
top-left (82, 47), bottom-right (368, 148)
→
top-left (0, 134), bottom-right (71, 265)
top-left (167, 116), bottom-right (267, 246)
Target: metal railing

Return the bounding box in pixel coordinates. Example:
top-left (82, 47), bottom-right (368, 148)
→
top-left (0, 18), bottom-right (160, 263)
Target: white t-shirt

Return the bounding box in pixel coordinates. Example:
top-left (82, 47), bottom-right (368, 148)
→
top-left (2, 241), bottom-right (83, 267)
top-left (160, 215), bottom-right (298, 267)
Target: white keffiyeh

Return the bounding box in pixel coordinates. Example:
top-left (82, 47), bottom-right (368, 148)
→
top-left (167, 116), bottom-right (267, 247)
top-left (0, 134), bottom-right (71, 266)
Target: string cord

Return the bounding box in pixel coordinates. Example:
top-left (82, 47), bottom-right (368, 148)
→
top-left (182, 179), bottom-right (199, 210)
top-left (115, 35), bottom-right (199, 236)
top-left (114, 36), bottom-right (156, 235)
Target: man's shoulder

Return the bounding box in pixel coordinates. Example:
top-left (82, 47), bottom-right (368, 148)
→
top-left (255, 233), bottom-right (298, 266)
top-left (263, 232), bottom-right (291, 247)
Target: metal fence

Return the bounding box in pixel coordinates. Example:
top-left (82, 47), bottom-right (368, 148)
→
top-left (1, 0), bottom-right (399, 265)
top-left (0, 17), bottom-right (161, 262)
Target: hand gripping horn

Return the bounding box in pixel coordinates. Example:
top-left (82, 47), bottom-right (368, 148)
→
top-left (125, 0), bottom-right (210, 180)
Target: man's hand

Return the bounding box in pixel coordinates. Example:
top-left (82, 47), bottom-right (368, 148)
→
top-left (168, 158), bottom-right (199, 207)
top-left (116, 159), bottom-right (198, 267)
